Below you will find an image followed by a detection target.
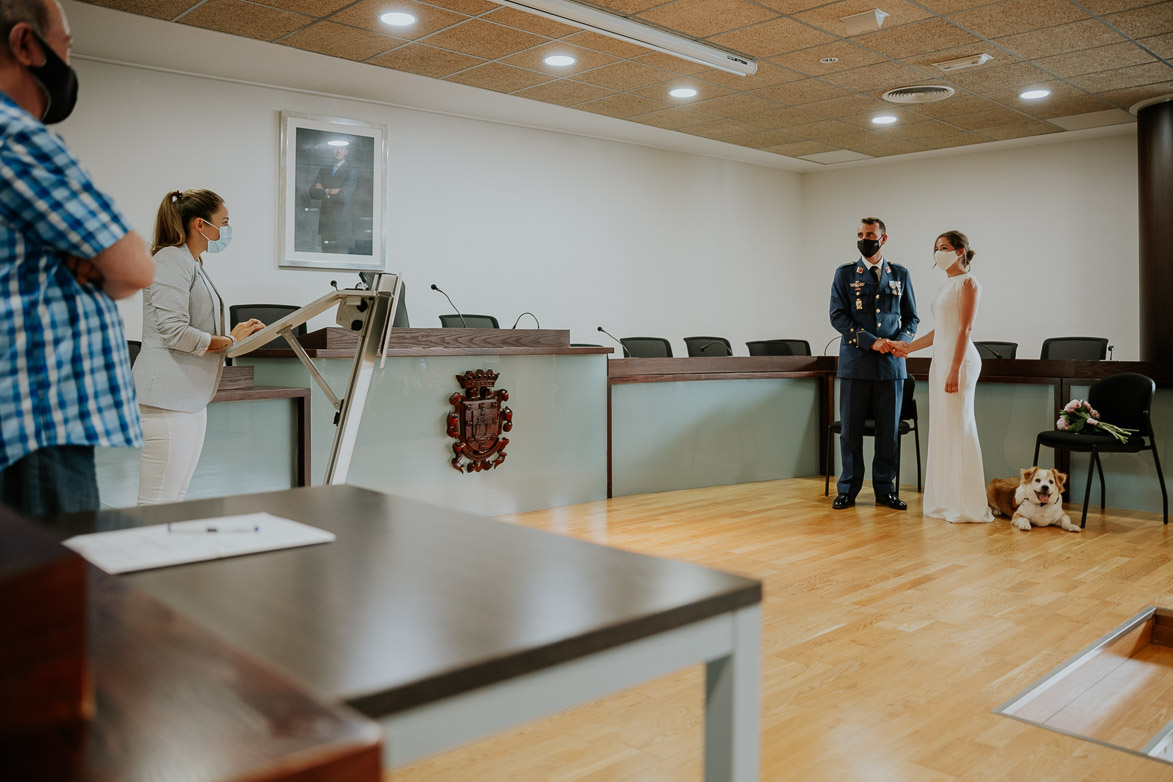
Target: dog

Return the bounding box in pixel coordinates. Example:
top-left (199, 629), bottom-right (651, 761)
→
top-left (986, 467), bottom-right (1081, 533)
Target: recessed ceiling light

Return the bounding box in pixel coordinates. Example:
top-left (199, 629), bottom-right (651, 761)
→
top-left (669, 87), bottom-right (698, 98)
top-left (872, 115), bottom-right (898, 125)
top-left (1020, 89), bottom-right (1051, 100)
top-left (327, 140), bottom-right (350, 147)
top-left (379, 11), bottom-right (417, 26)
top-left (820, 57), bottom-right (839, 64)
top-left (544, 54), bottom-right (576, 66)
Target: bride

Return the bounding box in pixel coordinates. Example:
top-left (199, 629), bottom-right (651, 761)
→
top-left (896, 231), bottom-right (993, 523)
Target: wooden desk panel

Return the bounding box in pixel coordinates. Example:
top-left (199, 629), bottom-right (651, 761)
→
top-left (59, 486), bottom-right (761, 719)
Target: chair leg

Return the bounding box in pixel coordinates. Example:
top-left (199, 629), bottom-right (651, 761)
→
top-left (1151, 440), bottom-right (1169, 525)
top-left (1094, 451), bottom-right (1106, 510)
top-left (914, 424), bottom-right (922, 493)
top-left (825, 427), bottom-right (832, 497)
top-left (1080, 450), bottom-right (1095, 529)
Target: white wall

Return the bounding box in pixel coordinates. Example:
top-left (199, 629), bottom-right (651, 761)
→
top-left (60, 57), bottom-right (803, 351)
top-left (61, 3), bottom-right (1140, 358)
top-left (800, 133), bottom-right (1140, 359)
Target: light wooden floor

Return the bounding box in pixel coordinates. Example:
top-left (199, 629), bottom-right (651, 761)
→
top-left (388, 477), bottom-right (1173, 781)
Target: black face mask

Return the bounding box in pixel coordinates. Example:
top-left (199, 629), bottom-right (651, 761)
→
top-left (857, 238), bottom-right (881, 259)
top-left (25, 31), bottom-right (78, 124)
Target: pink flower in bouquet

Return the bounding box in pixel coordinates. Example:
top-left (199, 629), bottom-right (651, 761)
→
top-left (1083, 401), bottom-right (1095, 413)
top-left (1087, 419), bottom-right (1099, 426)
top-left (1057, 417), bottom-right (1069, 430)
top-left (1064, 400), bottom-right (1081, 413)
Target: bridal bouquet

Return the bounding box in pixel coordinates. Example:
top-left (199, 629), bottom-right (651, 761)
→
top-left (1057, 399), bottom-right (1137, 444)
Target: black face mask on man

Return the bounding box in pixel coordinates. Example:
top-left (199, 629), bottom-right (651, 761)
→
top-left (857, 238), bottom-right (882, 259)
top-left (22, 30), bottom-right (79, 124)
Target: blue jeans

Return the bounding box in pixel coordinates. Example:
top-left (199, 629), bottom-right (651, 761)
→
top-left (0, 446), bottom-right (99, 518)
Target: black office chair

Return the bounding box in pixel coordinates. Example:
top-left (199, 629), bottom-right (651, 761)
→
top-left (230, 304), bottom-right (306, 351)
top-left (1040, 337), bottom-right (1108, 361)
top-left (439, 314), bottom-right (499, 328)
top-left (127, 340), bottom-right (141, 367)
top-left (1033, 373), bottom-right (1167, 527)
top-left (620, 337), bottom-right (673, 358)
top-left (684, 336), bottom-right (732, 357)
top-left (974, 341), bottom-right (1017, 359)
top-left (746, 339), bottom-right (812, 356)
top-left (825, 377), bottom-right (921, 496)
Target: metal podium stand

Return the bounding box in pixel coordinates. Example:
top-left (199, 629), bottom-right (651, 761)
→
top-left (226, 274), bottom-right (403, 485)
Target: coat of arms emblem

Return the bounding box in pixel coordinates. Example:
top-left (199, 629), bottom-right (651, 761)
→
top-left (446, 370), bottom-right (512, 473)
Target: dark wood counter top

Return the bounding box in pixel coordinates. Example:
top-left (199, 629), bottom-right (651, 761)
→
top-left (248, 327), bottom-right (612, 358)
top-left (62, 485), bottom-right (761, 719)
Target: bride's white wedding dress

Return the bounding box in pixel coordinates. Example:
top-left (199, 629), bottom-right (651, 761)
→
top-left (922, 273), bottom-right (994, 523)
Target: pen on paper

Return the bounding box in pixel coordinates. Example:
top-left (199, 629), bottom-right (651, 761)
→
top-left (167, 523), bottom-right (261, 534)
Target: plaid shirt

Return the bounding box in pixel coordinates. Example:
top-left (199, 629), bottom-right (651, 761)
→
top-left (0, 93), bottom-right (142, 471)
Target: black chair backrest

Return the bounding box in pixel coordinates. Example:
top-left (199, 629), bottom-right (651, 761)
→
top-left (439, 313), bottom-right (499, 328)
top-left (746, 339), bottom-right (812, 356)
top-left (974, 341), bottom-right (1017, 359)
top-left (1040, 337), bottom-right (1108, 361)
top-left (229, 304), bottom-right (306, 351)
top-left (127, 340), bottom-right (141, 367)
top-left (684, 336), bottom-right (732, 357)
top-left (1088, 373), bottom-right (1155, 434)
top-left (620, 337), bottom-right (673, 358)
top-left (900, 376), bottom-right (917, 422)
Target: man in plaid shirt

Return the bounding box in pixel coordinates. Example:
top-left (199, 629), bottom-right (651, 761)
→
top-left (0, 0), bottom-right (154, 517)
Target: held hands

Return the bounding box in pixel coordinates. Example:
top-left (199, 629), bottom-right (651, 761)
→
top-left (872, 339), bottom-right (911, 358)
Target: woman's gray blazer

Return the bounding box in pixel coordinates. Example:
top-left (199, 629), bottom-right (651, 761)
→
top-left (133, 245), bottom-right (225, 413)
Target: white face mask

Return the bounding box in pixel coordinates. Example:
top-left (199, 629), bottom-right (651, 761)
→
top-left (934, 249), bottom-right (960, 271)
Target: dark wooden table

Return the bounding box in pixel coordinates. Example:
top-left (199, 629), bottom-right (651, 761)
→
top-left (62, 485), bottom-right (763, 780)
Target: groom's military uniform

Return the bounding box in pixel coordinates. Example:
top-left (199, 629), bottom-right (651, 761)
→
top-left (829, 257), bottom-right (919, 500)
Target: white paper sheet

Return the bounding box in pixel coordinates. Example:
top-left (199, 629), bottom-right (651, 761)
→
top-left (62, 513), bottom-right (335, 574)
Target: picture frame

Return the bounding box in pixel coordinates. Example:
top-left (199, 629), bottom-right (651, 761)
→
top-left (278, 112), bottom-right (388, 271)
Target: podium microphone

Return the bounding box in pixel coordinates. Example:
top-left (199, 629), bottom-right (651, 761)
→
top-left (430, 284), bottom-right (467, 328)
top-left (510, 312), bottom-right (541, 329)
top-left (597, 326), bottom-right (630, 357)
top-left (700, 340), bottom-right (731, 355)
top-left (823, 336), bottom-right (841, 355)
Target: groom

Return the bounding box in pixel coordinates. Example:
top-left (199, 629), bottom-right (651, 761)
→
top-left (828, 217), bottom-right (919, 510)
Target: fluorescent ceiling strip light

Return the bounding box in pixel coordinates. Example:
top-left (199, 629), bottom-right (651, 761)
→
top-left (487, 0), bottom-right (757, 76)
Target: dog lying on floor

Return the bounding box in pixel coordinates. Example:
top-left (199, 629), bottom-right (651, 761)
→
top-left (986, 467), bottom-right (1081, 533)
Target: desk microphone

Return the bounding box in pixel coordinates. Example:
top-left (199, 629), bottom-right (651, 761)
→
top-left (430, 284), bottom-right (467, 328)
top-left (980, 345), bottom-right (1004, 359)
top-left (699, 340), bottom-right (731, 356)
top-left (1108, 344), bottom-right (1115, 360)
top-left (597, 326), bottom-right (630, 357)
top-left (510, 312), bottom-right (541, 329)
top-left (823, 336), bottom-right (841, 355)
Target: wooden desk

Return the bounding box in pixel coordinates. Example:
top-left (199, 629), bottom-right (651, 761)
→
top-left (64, 485), bottom-right (763, 780)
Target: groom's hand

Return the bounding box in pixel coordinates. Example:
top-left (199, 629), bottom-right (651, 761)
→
top-left (872, 338), bottom-right (890, 353)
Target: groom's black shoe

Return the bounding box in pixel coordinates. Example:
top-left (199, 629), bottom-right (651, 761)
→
top-left (875, 493), bottom-right (907, 510)
top-left (832, 493), bottom-right (855, 510)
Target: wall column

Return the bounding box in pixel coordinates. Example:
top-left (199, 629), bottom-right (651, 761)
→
top-left (1137, 97), bottom-right (1173, 363)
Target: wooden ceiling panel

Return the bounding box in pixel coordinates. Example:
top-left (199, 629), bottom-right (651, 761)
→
top-left (80, 0), bottom-right (1170, 162)
top-left (422, 19), bottom-right (548, 59)
top-left (511, 79), bottom-right (616, 106)
top-left (329, 0), bottom-right (469, 40)
top-left (368, 44), bottom-right (485, 78)
top-left (637, 0), bottom-right (779, 40)
top-left (279, 21), bottom-right (403, 61)
top-left (500, 42), bottom-right (621, 75)
top-left (705, 17), bottom-right (837, 58)
top-left (445, 62), bottom-right (554, 92)
top-left (179, 0), bottom-right (310, 41)
top-left (794, 0), bottom-right (934, 36)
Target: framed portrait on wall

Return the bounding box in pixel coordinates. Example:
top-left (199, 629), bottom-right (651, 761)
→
top-left (278, 112), bottom-right (387, 271)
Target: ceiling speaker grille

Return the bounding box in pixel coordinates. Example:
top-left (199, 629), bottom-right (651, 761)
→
top-left (882, 85), bottom-right (956, 104)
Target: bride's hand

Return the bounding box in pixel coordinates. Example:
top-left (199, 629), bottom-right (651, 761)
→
top-left (945, 368), bottom-right (960, 393)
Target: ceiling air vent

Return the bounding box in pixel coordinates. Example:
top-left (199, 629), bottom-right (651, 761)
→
top-left (881, 85), bottom-right (955, 104)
